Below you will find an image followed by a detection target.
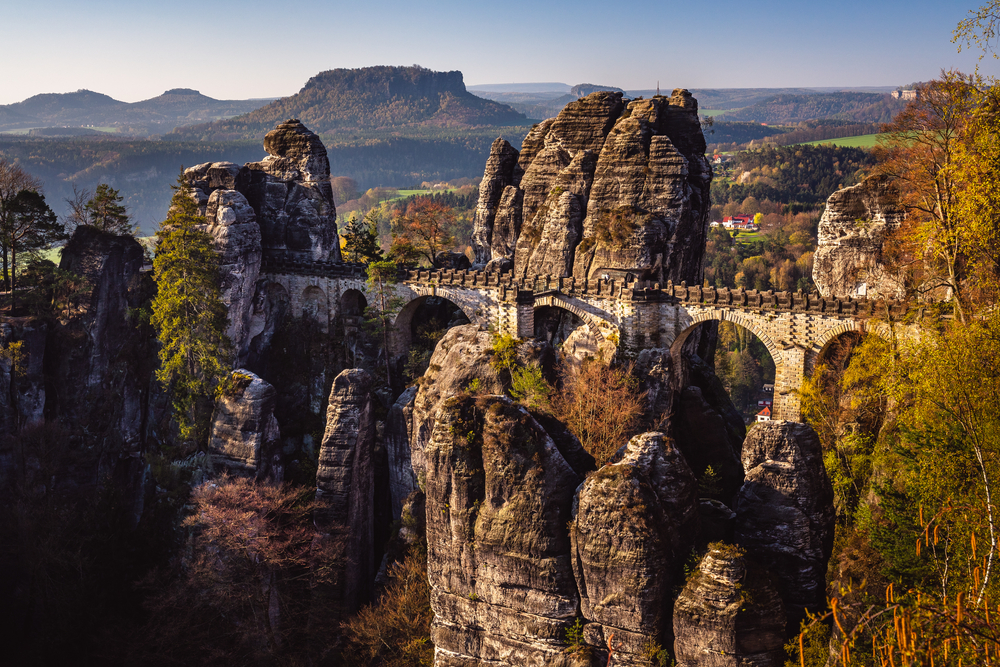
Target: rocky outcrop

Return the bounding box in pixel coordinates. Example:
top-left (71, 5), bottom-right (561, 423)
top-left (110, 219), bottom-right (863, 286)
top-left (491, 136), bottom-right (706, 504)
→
top-left (425, 395), bottom-right (583, 666)
top-left (315, 368), bottom-right (377, 613)
top-left (813, 174), bottom-right (905, 299)
top-left (204, 189), bottom-right (262, 356)
top-left (673, 544), bottom-right (786, 667)
top-left (0, 319), bottom-right (46, 436)
top-left (409, 324), bottom-right (502, 485)
top-left (472, 90), bottom-right (711, 284)
top-left (571, 432), bottom-right (698, 665)
top-left (734, 421), bottom-right (835, 628)
top-left (472, 138), bottom-right (519, 266)
top-left (385, 385), bottom-right (419, 519)
top-left (208, 370), bottom-right (280, 481)
top-left (243, 120), bottom-right (340, 262)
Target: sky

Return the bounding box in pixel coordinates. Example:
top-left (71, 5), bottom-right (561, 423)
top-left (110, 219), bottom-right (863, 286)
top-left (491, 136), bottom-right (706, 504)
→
top-left (1, 0), bottom-right (997, 105)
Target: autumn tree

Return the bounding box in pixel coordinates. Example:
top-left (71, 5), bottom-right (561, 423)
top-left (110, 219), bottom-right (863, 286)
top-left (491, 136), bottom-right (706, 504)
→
top-left (151, 173), bottom-right (230, 444)
top-left (553, 360), bottom-right (646, 464)
top-left (390, 198), bottom-right (456, 267)
top-left (874, 72), bottom-right (986, 321)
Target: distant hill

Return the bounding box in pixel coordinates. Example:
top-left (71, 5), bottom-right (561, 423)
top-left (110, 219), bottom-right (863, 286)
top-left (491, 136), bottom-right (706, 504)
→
top-left (717, 92), bottom-right (907, 124)
top-left (0, 88), bottom-right (273, 134)
top-left (170, 66), bottom-right (528, 140)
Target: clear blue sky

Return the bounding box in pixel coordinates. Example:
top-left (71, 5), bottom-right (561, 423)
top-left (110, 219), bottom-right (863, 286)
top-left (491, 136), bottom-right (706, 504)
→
top-left (1, 0), bottom-right (996, 104)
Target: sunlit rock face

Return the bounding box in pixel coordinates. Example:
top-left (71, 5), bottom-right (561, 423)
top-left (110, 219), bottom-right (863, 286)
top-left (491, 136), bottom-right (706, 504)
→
top-left (813, 174), bottom-right (905, 299)
top-left (471, 90), bottom-right (711, 285)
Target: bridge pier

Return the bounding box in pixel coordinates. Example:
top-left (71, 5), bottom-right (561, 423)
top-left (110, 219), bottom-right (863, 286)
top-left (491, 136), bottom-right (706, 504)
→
top-left (772, 345), bottom-right (807, 421)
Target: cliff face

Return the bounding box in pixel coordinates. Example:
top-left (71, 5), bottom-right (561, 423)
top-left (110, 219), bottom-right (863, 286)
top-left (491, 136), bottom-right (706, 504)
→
top-left (813, 174), bottom-right (905, 299)
top-left (472, 90), bottom-right (712, 284)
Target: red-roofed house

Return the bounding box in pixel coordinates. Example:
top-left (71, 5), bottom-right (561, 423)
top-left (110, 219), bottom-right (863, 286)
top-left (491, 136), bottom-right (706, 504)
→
top-left (756, 406), bottom-right (771, 422)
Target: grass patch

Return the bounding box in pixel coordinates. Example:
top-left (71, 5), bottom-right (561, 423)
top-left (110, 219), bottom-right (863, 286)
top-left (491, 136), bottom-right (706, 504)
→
top-left (798, 133), bottom-right (883, 148)
top-left (700, 109), bottom-right (732, 117)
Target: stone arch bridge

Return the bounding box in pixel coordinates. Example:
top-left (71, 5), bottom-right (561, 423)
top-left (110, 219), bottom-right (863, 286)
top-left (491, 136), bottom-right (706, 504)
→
top-left (260, 257), bottom-right (917, 421)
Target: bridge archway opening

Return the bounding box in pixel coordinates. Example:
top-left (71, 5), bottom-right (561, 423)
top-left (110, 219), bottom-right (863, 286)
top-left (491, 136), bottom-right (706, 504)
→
top-left (393, 295), bottom-right (471, 380)
top-left (340, 289), bottom-right (367, 318)
top-left (534, 305), bottom-right (613, 369)
top-left (672, 319), bottom-right (777, 424)
top-left (808, 330), bottom-right (886, 440)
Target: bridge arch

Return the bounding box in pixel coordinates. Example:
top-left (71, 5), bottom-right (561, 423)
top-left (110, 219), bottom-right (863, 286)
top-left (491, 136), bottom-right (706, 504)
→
top-left (392, 294), bottom-right (477, 359)
top-left (669, 310), bottom-right (782, 368)
top-left (532, 294), bottom-right (620, 343)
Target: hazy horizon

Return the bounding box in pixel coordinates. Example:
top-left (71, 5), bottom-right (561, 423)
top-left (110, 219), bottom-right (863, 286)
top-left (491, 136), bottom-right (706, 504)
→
top-left (2, 0), bottom-right (997, 106)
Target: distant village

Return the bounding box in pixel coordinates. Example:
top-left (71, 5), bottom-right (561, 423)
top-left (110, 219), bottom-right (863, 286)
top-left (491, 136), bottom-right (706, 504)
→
top-left (710, 214), bottom-right (759, 232)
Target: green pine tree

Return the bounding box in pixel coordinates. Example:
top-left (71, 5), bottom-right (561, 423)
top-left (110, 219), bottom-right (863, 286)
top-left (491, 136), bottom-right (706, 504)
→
top-left (85, 183), bottom-right (134, 235)
top-left (151, 172), bottom-right (231, 444)
top-left (342, 209), bottom-right (384, 265)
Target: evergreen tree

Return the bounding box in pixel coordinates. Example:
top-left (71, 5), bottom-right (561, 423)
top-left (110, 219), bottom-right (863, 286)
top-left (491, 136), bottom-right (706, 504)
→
top-left (5, 189), bottom-right (67, 310)
top-left (364, 260), bottom-right (403, 387)
top-left (84, 184), bottom-right (134, 235)
top-left (342, 210), bottom-right (384, 265)
top-left (151, 173), bottom-right (230, 444)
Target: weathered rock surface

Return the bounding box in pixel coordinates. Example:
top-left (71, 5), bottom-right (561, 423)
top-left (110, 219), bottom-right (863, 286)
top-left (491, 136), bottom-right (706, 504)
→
top-left (734, 421), bottom-right (835, 628)
top-left (472, 90), bottom-right (711, 284)
top-left (204, 189), bottom-right (262, 356)
top-left (673, 545), bottom-right (786, 667)
top-left (0, 319), bottom-right (46, 437)
top-left (472, 138), bottom-right (519, 266)
top-left (315, 368), bottom-right (376, 613)
top-left (571, 432), bottom-right (698, 665)
top-left (813, 174), bottom-right (905, 299)
top-left (208, 370), bottom-right (280, 481)
top-left (244, 119), bottom-right (340, 262)
top-left (385, 385), bottom-right (419, 519)
top-left (426, 395), bottom-right (582, 666)
top-left (409, 324), bottom-right (502, 486)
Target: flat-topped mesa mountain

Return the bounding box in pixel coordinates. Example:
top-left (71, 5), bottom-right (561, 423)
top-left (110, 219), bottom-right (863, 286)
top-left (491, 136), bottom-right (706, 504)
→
top-left (0, 88), bottom-right (270, 132)
top-left (170, 66), bottom-right (527, 141)
top-left (472, 89), bottom-right (711, 284)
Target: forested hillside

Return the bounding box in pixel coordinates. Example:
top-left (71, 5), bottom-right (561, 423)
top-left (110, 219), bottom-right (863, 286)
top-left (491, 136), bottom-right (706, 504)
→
top-left (719, 92), bottom-right (906, 124)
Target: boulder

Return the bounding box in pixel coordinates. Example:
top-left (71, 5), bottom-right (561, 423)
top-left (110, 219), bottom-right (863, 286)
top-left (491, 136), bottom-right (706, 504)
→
top-left (813, 174), bottom-right (905, 300)
top-left (673, 544), bottom-right (786, 667)
top-left (734, 421), bottom-right (835, 629)
top-left (315, 368), bottom-right (377, 613)
top-left (208, 370), bottom-right (280, 481)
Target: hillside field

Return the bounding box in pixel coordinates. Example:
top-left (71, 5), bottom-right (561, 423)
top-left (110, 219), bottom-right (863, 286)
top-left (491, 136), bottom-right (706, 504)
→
top-left (799, 133), bottom-right (882, 148)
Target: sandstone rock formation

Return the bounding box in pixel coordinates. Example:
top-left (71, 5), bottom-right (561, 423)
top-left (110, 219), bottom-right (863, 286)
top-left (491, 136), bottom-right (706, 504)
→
top-left (472, 90), bottom-right (711, 285)
top-left (385, 385), bottom-right (419, 519)
top-left (813, 174), bottom-right (905, 300)
top-left (734, 421), bottom-right (835, 628)
top-left (204, 189), bottom-right (262, 356)
top-left (208, 370), bottom-right (280, 481)
top-left (425, 395), bottom-right (582, 666)
top-left (315, 368), bottom-right (377, 613)
top-left (673, 544), bottom-right (786, 667)
top-left (571, 431), bottom-right (698, 665)
top-left (244, 120), bottom-right (340, 262)
top-left (408, 324), bottom-right (502, 486)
